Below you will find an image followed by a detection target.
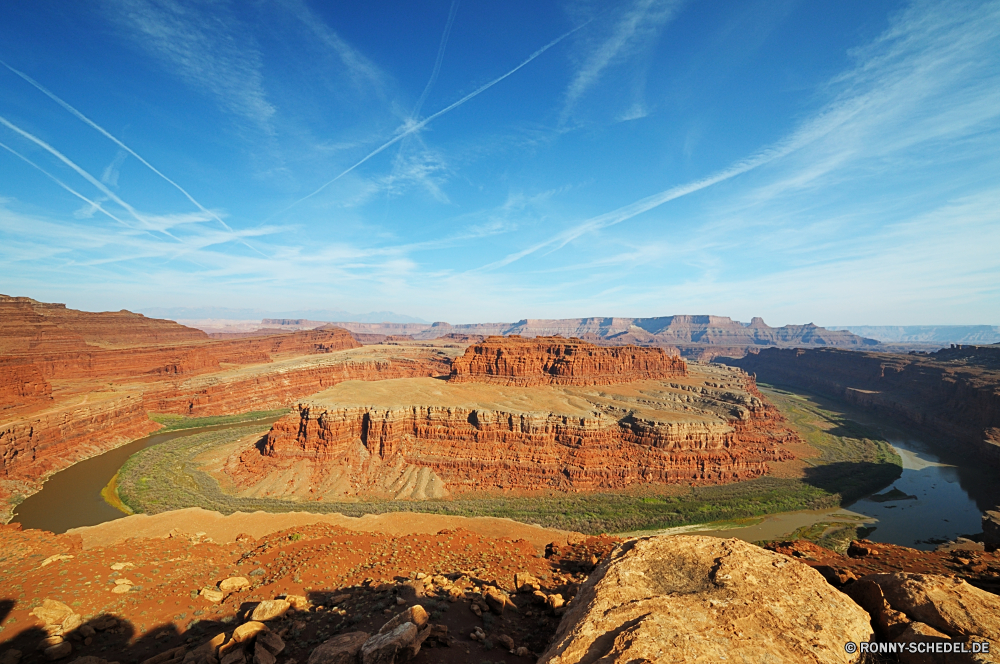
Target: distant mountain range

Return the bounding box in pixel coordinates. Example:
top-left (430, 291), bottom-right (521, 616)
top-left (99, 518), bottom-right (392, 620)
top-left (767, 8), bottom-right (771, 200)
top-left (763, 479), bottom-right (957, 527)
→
top-left (261, 315), bottom-right (879, 355)
top-left (829, 325), bottom-right (1000, 345)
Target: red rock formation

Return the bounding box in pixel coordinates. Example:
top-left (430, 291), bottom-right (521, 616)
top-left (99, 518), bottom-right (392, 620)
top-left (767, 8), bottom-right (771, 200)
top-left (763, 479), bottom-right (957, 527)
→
top-left (0, 359), bottom-right (52, 410)
top-left (726, 346), bottom-right (1000, 467)
top-left (143, 355), bottom-right (452, 417)
top-left (0, 394), bottom-right (160, 507)
top-left (0, 294), bottom-right (207, 353)
top-left (449, 336), bottom-right (687, 386)
top-left (231, 368), bottom-right (795, 498)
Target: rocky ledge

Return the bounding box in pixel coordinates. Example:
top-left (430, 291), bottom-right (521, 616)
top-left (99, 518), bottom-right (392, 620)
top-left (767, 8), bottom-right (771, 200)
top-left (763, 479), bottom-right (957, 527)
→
top-left (228, 363), bottom-right (796, 500)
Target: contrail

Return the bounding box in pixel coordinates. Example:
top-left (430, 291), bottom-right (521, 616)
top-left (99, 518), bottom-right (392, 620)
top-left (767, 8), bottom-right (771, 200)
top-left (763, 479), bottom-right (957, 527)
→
top-left (413, 0), bottom-right (460, 119)
top-left (0, 140), bottom-right (134, 229)
top-left (280, 20), bottom-right (590, 214)
top-left (0, 114), bottom-right (183, 241)
top-left (0, 60), bottom-right (266, 256)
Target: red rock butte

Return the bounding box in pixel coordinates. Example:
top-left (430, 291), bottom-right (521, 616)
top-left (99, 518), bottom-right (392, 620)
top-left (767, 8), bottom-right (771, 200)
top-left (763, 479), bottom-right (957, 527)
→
top-left (448, 335), bottom-right (687, 386)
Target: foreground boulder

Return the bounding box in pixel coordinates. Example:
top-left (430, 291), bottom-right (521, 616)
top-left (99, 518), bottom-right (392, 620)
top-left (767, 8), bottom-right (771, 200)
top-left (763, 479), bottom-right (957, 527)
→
top-left (860, 572), bottom-right (1000, 660)
top-left (539, 535), bottom-right (872, 663)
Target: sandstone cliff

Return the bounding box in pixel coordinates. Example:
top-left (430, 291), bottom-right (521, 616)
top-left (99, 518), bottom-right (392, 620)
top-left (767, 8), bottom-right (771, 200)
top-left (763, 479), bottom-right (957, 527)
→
top-left (229, 364), bottom-right (796, 500)
top-left (0, 359), bottom-right (52, 410)
top-left (0, 393), bottom-right (160, 519)
top-left (449, 336), bottom-right (686, 386)
top-left (725, 346), bottom-right (1000, 467)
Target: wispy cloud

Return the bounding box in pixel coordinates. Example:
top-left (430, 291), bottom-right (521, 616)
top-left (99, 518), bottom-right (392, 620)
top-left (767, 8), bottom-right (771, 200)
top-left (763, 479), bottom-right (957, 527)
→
top-left (101, 0), bottom-right (275, 130)
top-left (0, 59), bottom-right (263, 253)
top-left (278, 20), bottom-right (589, 214)
top-left (282, 0), bottom-right (388, 96)
top-left (561, 0), bottom-right (683, 123)
top-left (487, 0), bottom-right (1000, 272)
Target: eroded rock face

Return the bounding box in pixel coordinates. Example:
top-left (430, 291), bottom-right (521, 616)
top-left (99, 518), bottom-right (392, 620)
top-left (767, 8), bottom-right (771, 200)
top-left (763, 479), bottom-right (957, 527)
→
top-left (726, 346), bottom-right (1000, 467)
top-left (539, 535), bottom-right (872, 664)
top-left (449, 336), bottom-right (686, 386)
top-left (230, 365), bottom-right (795, 500)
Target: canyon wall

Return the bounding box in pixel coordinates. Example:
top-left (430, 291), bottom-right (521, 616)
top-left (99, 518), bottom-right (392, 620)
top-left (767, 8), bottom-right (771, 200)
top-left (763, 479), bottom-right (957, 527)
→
top-left (143, 355), bottom-right (452, 417)
top-left (230, 366), bottom-right (796, 500)
top-left (449, 336), bottom-right (687, 386)
top-left (0, 359), bottom-right (52, 410)
top-left (0, 394), bottom-right (161, 515)
top-left (724, 346), bottom-right (1000, 466)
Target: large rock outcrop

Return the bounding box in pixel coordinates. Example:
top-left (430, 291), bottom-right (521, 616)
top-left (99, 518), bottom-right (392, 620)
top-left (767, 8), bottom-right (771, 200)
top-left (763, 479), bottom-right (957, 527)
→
top-left (448, 336), bottom-right (686, 386)
top-left (229, 364), bottom-right (796, 500)
top-left (725, 346), bottom-right (1000, 467)
top-left (0, 359), bottom-right (51, 410)
top-left (539, 535), bottom-right (872, 663)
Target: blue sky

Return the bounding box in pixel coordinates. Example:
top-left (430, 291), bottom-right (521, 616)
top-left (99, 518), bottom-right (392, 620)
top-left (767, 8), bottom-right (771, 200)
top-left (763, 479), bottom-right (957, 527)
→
top-left (1, 0), bottom-right (998, 325)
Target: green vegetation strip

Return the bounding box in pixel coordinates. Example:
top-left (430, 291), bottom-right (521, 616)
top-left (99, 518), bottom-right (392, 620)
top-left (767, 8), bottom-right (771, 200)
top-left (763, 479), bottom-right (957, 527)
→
top-left (149, 409), bottom-right (290, 432)
top-left (117, 386), bottom-right (902, 536)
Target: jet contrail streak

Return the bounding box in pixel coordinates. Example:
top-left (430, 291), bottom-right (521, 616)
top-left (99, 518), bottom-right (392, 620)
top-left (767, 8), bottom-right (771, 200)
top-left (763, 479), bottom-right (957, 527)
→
top-left (1, 60), bottom-right (267, 257)
top-left (281, 20), bottom-right (589, 214)
top-left (0, 114), bottom-right (185, 242)
top-left (1, 140), bottom-right (138, 229)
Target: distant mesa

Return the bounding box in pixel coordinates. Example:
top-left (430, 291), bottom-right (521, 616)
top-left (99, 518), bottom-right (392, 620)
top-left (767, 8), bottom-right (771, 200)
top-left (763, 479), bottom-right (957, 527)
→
top-left (249, 314), bottom-right (877, 359)
top-left (449, 335), bottom-right (687, 386)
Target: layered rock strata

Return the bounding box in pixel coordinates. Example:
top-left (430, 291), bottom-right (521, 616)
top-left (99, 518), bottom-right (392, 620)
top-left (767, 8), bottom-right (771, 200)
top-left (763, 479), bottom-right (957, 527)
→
top-left (449, 335), bottom-right (686, 386)
top-left (539, 535), bottom-right (872, 663)
top-left (0, 359), bottom-right (52, 410)
top-left (0, 393), bottom-right (160, 520)
top-left (229, 363), bottom-right (796, 500)
top-left (726, 346), bottom-right (1000, 467)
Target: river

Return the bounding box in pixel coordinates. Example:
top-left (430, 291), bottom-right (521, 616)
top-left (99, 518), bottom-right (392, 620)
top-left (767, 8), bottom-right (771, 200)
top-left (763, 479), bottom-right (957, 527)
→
top-left (11, 411), bottom-right (999, 547)
top-left (11, 418), bottom-right (280, 534)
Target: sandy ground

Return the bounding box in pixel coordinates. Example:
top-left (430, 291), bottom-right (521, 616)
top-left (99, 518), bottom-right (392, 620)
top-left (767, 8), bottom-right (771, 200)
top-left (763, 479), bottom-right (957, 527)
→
top-left (304, 364), bottom-right (752, 425)
top-left (67, 507), bottom-right (585, 551)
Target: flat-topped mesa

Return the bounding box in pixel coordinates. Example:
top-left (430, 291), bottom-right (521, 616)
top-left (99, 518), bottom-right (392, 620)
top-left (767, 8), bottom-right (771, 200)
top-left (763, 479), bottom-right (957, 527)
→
top-left (449, 335), bottom-right (687, 386)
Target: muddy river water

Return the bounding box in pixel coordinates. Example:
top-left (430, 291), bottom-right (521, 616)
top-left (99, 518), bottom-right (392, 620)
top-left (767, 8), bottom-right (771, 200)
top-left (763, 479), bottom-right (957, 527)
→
top-left (11, 415), bottom-right (1000, 547)
top-left (11, 418), bottom-right (280, 534)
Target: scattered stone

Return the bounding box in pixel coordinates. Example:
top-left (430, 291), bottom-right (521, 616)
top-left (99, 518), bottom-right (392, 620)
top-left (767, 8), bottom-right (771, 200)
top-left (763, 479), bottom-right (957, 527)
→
top-left (539, 535), bottom-right (873, 663)
top-left (219, 577), bottom-right (250, 593)
top-left (255, 631), bottom-right (284, 657)
top-left (110, 562), bottom-right (133, 571)
top-left (37, 637), bottom-right (64, 651)
top-left (306, 632), bottom-right (369, 664)
top-left (513, 572), bottom-right (540, 593)
top-left (394, 597), bottom-right (405, 606)
top-left (360, 623), bottom-right (418, 664)
top-left (515, 646), bottom-right (530, 657)
top-left (111, 584), bottom-right (131, 595)
top-left (282, 595), bottom-right (309, 611)
top-left (0, 650), bottom-right (22, 664)
top-left (40, 555), bottom-right (74, 568)
top-left (252, 642), bottom-right (274, 664)
top-left (250, 600), bottom-right (290, 622)
top-left (232, 622), bottom-right (267, 643)
top-left (141, 647), bottom-right (187, 664)
top-left (32, 600), bottom-right (74, 628)
top-left (545, 594), bottom-right (564, 611)
top-left (378, 605), bottom-right (428, 636)
top-left (78, 625), bottom-right (95, 639)
top-left (219, 652), bottom-right (244, 664)
top-left (44, 642), bottom-right (72, 661)
top-left (90, 616), bottom-right (118, 631)
top-left (469, 603), bottom-right (482, 617)
top-left (200, 588), bottom-right (224, 603)
top-left (483, 586), bottom-right (514, 614)
top-left (498, 634), bottom-right (515, 651)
